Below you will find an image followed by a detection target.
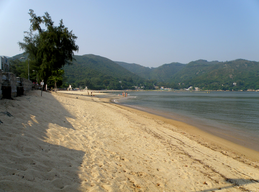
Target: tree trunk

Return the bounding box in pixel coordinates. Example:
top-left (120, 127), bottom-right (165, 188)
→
top-left (55, 80), bottom-right (57, 92)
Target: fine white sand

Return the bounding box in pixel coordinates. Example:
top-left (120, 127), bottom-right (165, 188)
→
top-left (0, 90), bottom-right (259, 192)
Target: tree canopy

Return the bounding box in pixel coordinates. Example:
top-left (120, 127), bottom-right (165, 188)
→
top-left (19, 9), bottom-right (79, 89)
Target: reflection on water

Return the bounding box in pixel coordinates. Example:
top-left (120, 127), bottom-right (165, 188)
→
top-left (117, 91), bottom-right (259, 151)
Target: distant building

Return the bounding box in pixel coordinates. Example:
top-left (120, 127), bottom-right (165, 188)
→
top-left (0, 56), bottom-right (9, 72)
top-left (233, 82), bottom-right (237, 86)
top-left (186, 86), bottom-right (193, 91)
top-left (160, 87), bottom-right (172, 91)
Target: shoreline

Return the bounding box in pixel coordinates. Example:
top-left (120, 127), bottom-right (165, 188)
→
top-left (113, 101), bottom-right (259, 162)
top-left (60, 90), bottom-right (259, 161)
top-left (1, 90), bottom-right (259, 191)
top-left (118, 102), bottom-right (259, 153)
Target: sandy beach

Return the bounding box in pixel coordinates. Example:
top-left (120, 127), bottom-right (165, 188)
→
top-left (0, 90), bottom-right (259, 192)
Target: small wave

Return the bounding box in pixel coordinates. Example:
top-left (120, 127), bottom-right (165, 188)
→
top-left (111, 99), bottom-right (118, 103)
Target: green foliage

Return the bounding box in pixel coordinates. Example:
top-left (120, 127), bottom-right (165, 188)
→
top-left (116, 61), bottom-right (152, 79)
top-left (119, 59), bottom-right (259, 91)
top-left (143, 80), bottom-right (155, 90)
top-left (10, 51), bottom-right (259, 91)
top-left (9, 53), bottom-right (39, 83)
top-left (178, 59), bottom-right (259, 90)
top-left (19, 9), bottom-right (78, 88)
top-left (48, 69), bottom-right (64, 90)
top-left (63, 54), bottom-right (145, 90)
top-left (116, 61), bottom-right (185, 82)
top-left (9, 59), bottom-right (27, 78)
top-left (150, 63), bottom-right (185, 82)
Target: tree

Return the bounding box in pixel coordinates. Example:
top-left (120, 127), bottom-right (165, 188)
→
top-left (48, 69), bottom-right (64, 92)
top-left (19, 9), bottom-right (79, 90)
top-left (9, 59), bottom-right (27, 78)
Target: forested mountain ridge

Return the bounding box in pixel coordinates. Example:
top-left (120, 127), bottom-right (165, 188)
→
top-left (118, 59), bottom-right (259, 90)
top-left (170, 60), bottom-right (221, 82)
top-left (63, 54), bottom-right (145, 89)
top-left (147, 62), bottom-right (185, 82)
top-left (116, 61), bottom-right (185, 82)
top-left (115, 61), bottom-right (152, 79)
top-left (181, 59), bottom-right (259, 90)
top-left (8, 53), bottom-right (146, 89)
top-left (8, 53), bottom-right (259, 90)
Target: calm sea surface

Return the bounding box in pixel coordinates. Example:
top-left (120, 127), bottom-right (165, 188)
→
top-left (114, 91), bottom-right (259, 151)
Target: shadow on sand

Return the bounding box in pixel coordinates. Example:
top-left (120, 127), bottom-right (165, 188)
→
top-left (0, 90), bottom-right (86, 191)
top-left (199, 178), bottom-right (259, 192)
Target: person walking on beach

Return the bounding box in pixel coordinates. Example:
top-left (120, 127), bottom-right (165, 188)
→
top-left (40, 80), bottom-right (44, 96)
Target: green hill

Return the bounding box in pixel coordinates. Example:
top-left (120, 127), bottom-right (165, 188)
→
top-left (117, 59), bottom-right (259, 90)
top-left (149, 62), bottom-right (185, 82)
top-left (8, 53), bottom-right (259, 90)
top-left (116, 61), bottom-right (185, 82)
top-left (181, 59), bottom-right (259, 90)
top-left (63, 54), bottom-right (144, 89)
top-left (8, 53), bottom-right (28, 60)
top-left (170, 60), bottom-right (220, 82)
top-left (116, 61), bottom-right (152, 79)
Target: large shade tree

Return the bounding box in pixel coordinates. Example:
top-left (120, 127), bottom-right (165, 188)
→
top-left (19, 9), bottom-right (79, 90)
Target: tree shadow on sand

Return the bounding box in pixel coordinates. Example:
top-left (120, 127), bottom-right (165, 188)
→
top-left (0, 91), bottom-right (88, 191)
top-left (199, 178), bottom-right (259, 192)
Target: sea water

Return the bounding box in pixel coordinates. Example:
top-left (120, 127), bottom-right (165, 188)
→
top-left (116, 91), bottom-right (259, 151)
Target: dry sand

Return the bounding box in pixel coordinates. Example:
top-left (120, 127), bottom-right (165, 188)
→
top-left (0, 90), bottom-right (259, 192)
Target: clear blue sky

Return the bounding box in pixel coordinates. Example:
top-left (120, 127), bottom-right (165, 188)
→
top-left (1, 0), bottom-right (259, 67)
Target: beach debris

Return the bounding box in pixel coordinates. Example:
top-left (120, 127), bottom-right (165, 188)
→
top-left (0, 120), bottom-right (3, 124)
top-left (5, 112), bottom-right (13, 117)
top-left (0, 111), bottom-right (13, 117)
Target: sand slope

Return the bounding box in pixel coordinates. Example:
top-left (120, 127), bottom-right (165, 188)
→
top-left (0, 90), bottom-right (259, 192)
